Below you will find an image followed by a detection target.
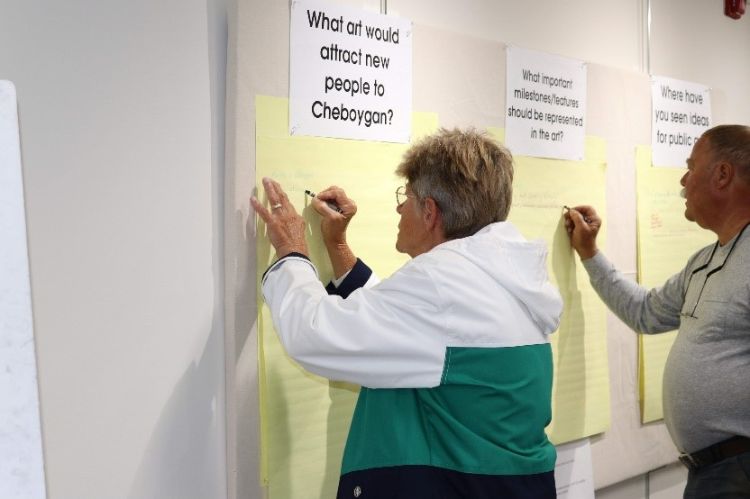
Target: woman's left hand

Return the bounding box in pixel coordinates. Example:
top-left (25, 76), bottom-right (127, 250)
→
top-left (250, 177), bottom-right (308, 257)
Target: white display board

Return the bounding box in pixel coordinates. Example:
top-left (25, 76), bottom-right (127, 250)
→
top-left (651, 75), bottom-right (711, 167)
top-left (505, 46), bottom-right (587, 160)
top-left (0, 80), bottom-right (46, 499)
top-left (289, 0), bottom-right (412, 142)
top-left (555, 439), bottom-right (595, 499)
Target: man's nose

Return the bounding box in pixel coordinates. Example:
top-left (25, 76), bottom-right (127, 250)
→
top-left (680, 171), bottom-right (688, 186)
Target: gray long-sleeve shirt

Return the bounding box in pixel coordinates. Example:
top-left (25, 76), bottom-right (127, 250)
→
top-left (582, 225), bottom-right (750, 453)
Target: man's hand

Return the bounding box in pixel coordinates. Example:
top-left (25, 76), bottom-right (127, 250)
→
top-left (310, 186), bottom-right (357, 279)
top-left (250, 177), bottom-right (308, 258)
top-left (564, 205), bottom-right (602, 260)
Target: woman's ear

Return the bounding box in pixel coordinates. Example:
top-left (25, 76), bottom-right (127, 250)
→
top-left (421, 197), bottom-right (442, 231)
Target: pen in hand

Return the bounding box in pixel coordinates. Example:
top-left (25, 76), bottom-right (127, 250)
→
top-left (305, 189), bottom-right (343, 213)
top-left (563, 205), bottom-right (592, 224)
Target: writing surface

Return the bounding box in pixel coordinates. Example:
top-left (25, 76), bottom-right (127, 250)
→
top-left (256, 98), bottom-right (612, 497)
top-left (635, 146), bottom-right (714, 422)
top-left (492, 129), bottom-right (611, 443)
top-left (0, 80), bottom-right (46, 499)
top-left (256, 95), bottom-right (437, 498)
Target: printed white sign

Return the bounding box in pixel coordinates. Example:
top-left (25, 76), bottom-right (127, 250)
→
top-left (0, 80), bottom-right (47, 499)
top-left (289, 0), bottom-right (412, 143)
top-left (554, 439), bottom-right (595, 499)
top-left (651, 76), bottom-right (711, 167)
top-left (505, 46), bottom-right (587, 160)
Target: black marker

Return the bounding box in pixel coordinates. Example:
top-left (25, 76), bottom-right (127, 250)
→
top-left (305, 190), bottom-right (343, 213)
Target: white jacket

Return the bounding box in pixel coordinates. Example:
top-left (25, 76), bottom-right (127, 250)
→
top-left (261, 221), bottom-right (563, 389)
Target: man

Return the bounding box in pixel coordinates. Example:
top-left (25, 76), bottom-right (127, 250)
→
top-left (251, 129), bottom-right (563, 498)
top-left (565, 124), bottom-right (750, 498)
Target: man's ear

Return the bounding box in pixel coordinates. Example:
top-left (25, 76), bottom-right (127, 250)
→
top-left (714, 162), bottom-right (734, 190)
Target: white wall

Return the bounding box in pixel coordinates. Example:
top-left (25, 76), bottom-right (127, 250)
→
top-left (0, 1), bottom-right (227, 498)
top-left (650, 0), bottom-right (750, 125)
top-left (389, 0), bottom-right (646, 72)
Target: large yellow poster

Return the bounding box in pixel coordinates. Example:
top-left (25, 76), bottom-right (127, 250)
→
top-left (256, 96), bottom-right (611, 498)
top-left (256, 96), bottom-right (438, 499)
top-left (635, 146), bottom-right (715, 422)
top-left (490, 129), bottom-right (611, 444)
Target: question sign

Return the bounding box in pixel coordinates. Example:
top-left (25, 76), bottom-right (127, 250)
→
top-left (289, 0), bottom-right (412, 143)
top-left (504, 46), bottom-right (587, 161)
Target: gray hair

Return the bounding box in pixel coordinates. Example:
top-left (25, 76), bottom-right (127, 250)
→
top-left (396, 128), bottom-right (514, 240)
top-left (703, 124), bottom-right (750, 182)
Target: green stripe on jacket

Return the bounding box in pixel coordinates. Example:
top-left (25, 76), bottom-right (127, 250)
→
top-left (341, 344), bottom-right (555, 476)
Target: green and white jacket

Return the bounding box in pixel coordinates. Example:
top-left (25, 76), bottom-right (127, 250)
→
top-left (262, 221), bottom-right (563, 481)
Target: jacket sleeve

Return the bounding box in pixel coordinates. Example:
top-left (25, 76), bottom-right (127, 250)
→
top-left (325, 258), bottom-right (380, 298)
top-left (262, 256), bottom-right (447, 388)
top-left (582, 251), bottom-right (685, 334)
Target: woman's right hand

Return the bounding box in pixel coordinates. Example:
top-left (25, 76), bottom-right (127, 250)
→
top-left (311, 186), bottom-right (357, 248)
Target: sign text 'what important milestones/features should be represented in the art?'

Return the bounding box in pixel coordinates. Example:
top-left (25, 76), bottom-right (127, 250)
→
top-left (651, 75), bottom-right (711, 167)
top-left (505, 46), bottom-right (587, 161)
top-left (289, 0), bottom-right (412, 143)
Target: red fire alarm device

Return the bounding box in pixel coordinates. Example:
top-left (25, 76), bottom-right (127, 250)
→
top-left (725, 0), bottom-right (746, 19)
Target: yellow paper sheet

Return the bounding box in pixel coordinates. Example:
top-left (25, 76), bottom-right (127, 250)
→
top-left (635, 146), bottom-right (715, 422)
top-left (256, 95), bottom-right (438, 499)
top-left (489, 129), bottom-right (611, 444)
top-left (257, 100), bottom-right (611, 498)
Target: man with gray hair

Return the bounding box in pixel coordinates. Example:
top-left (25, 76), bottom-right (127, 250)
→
top-left (565, 124), bottom-right (750, 498)
top-left (252, 128), bottom-right (562, 498)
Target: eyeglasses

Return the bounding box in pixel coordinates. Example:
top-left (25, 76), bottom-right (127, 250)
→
top-left (395, 185), bottom-right (416, 206)
top-left (679, 223), bottom-right (748, 319)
